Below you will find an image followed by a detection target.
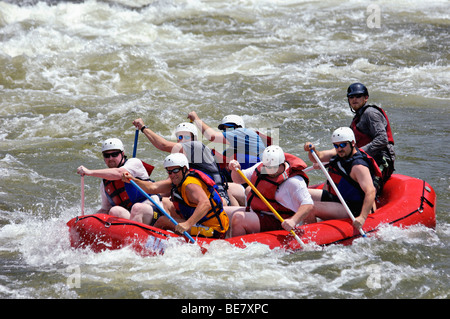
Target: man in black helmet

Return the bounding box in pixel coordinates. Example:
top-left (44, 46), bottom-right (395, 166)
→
top-left (346, 83), bottom-right (395, 186)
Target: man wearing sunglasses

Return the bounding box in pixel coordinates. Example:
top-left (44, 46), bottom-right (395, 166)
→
top-left (76, 138), bottom-right (159, 225)
top-left (122, 153), bottom-right (229, 238)
top-left (304, 127), bottom-right (382, 229)
top-left (347, 83), bottom-right (395, 185)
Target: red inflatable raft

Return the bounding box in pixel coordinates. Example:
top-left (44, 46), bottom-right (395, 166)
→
top-left (67, 174), bottom-right (436, 256)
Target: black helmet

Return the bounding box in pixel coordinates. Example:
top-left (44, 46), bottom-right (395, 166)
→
top-left (347, 83), bottom-right (369, 97)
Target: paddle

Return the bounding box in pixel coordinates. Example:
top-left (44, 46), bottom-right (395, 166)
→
top-left (303, 162), bottom-right (328, 173)
top-left (132, 128), bottom-right (139, 158)
top-left (129, 129), bottom-right (202, 248)
top-left (309, 147), bottom-right (366, 237)
top-left (81, 175), bottom-right (85, 216)
top-left (128, 180), bottom-right (197, 244)
top-left (234, 168), bottom-right (306, 248)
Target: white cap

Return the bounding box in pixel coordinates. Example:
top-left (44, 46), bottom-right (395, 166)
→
top-left (175, 122), bottom-right (198, 140)
top-left (101, 138), bottom-right (124, 153)
top-left (218, 114), bottom-right (245, 130)
top-left (164, 153), bottom-right (189, 169)
top-left (262, 145), bottom-right (285, 167)
top-left (331, 127), bottom-right (356, 144)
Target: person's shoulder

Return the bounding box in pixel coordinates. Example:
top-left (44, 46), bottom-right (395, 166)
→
top-left (183, 175), bottom-right (204, 189)
top-left (286, 175), bottom-right (308, 186)
top-left (363, 105), bottom-right (385, 117)
top-left (123, 157), bottom-right (146, 172)
top-left (238, 127), bottom-right (259, 135)
top-left (125, 157), bottom-right (143, 166)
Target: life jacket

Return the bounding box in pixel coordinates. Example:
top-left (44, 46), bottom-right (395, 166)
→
top-left (171, 169), bottom-right (227, 234)
top-left (246, 153), bottom-right (309, 214)
top-left (103, 160), bottom-right (155, 210)
top-left (327, 148), bottom-right (382, 204)
top-left (350, 104), bottom-right (395, 148)
top-left (181, 141), bottom-right (230, 204)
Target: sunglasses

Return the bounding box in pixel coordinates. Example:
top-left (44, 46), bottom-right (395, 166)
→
top-left (177, 135), bottom-right (192, 141)
top-left (348, 94), bottom-right (364, 99)
top-left (333, 142), bottom-right (348, 149)
top-left (103, 151), bottom-right (122, 158)
top-left (220, 124), bottom-right (236, 131)
top-left (166, 167), bottom-right (182, 175)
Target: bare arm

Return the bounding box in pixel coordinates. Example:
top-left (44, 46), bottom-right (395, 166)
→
top-left (122, 172), bottom-right (172, 195)
top-left (282, 204), bottom-right (314, 231)
top-left (77, 165), bottom-right (127, 180)
top-left (304, 142), bottom-right (336, 163)
top-left (350, 165), bottom-right (376, 228)
top-left (228, 160), bottom-right (247, 184)
top-left (133, 118), bottom-right (176, 153)
top-left (175, 183), bottom-right (212, 233)
top-left (187, 111), bottom-right (227, 144)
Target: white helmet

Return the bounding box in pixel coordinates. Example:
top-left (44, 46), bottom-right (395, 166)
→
top-left (175, 122), bottom-right (198, 140)
top-left (262, 145), bottom-right (285, 167)
top-left (101, 138), bottom-right (124, 153)
top-left (331, 127), bottom-right (356, 144)
top-left (218, 114), bottom-right (245, 130)
top-left (163, 153), bottom-right (189, 169)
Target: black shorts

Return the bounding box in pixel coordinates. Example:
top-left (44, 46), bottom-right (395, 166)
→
top-left (320, 190), bottom-right (362, 217)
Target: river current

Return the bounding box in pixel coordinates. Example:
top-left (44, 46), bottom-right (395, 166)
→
top-left (0, 0), bottom-right (449, 300)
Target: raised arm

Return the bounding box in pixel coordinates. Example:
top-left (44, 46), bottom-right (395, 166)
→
top-left (187, 111), bottom-right (227, 144)
top-left (133, 118), bottom-right (177, 153)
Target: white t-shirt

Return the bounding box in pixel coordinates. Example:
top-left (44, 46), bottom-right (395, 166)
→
top-left (243, 162), bottom-right (313, 213)
top-left (99, 158), bottom-right (150, 211)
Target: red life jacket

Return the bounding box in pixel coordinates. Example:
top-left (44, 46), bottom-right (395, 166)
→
top-left (103, 160), bottom-right (154, 210)
top-left (327, 148), bottom-right (382, 203)
top-left (246, 153), bottom-right (309, 214)
top-left (350, 104), bottom-right (394, 148)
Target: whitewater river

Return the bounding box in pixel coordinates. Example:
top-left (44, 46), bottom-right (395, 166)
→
top-left (0, 0), bottom-right (448, 300)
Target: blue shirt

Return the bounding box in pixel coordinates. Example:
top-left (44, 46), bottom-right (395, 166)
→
top-left (223, 128), bottom-right (266, 169)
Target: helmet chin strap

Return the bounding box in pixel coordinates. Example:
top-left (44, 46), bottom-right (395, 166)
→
top-left (118, 153), bottom-right (127, 167)
top-left (174, 166), bottom-right (190, 187)
top-left (347, 142), bottom-right (356, 158)
top-left (349, 100), bottom-right (356, 114)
